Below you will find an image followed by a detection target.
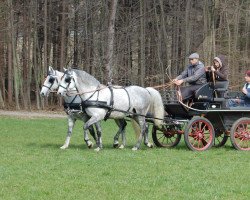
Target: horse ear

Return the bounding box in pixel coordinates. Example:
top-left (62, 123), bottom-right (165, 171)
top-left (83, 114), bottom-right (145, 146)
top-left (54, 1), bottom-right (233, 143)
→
top-left (49, 66), bottom-right (54, 72)
top-left (67, 67), bottom-right (73, 74)
top-left (48, 66), bottom-right (55, 75)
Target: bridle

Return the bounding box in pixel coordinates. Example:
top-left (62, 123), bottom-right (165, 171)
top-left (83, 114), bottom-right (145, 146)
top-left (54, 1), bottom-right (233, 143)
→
top-left (42, 75), bottom-right (58, 91)
top-left (58, 74), bottom-right (78, 92)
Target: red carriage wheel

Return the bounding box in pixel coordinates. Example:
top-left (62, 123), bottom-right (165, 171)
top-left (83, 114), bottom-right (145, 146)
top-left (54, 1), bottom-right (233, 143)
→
top-left (230, 117), bottom-right (250, 151)
top-left (184, 116), bottom-right (214, 151)
top-left (152, 125), bottom-right (182, 148)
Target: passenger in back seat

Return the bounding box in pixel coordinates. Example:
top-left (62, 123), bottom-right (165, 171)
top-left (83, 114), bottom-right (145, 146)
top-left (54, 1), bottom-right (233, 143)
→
top-left (205, 55), bottom-right (229, 97)
top-left (206, 55), bottom-right (229, 81)
top-left (205, 55), bottom-right (229, 89)
top-left (227, 70), bottom-right (250, 107)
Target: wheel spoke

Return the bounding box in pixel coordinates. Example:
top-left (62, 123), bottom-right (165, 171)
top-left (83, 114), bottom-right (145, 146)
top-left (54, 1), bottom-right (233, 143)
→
top-left (158, 134), bottom-right (165, 140)
top-left (152, 126), bottom-right (182, 148)
top-left (161, 136), bottom-right (166, 143)
top-left (201, 138), bottom-right (207, 146)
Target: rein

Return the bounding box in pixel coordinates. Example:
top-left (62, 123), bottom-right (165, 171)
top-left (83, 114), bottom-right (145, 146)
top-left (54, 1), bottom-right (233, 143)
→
top-left (67, 84), bottom-right (132, 96)
top-left (67, 84), bottom-right (108, 96)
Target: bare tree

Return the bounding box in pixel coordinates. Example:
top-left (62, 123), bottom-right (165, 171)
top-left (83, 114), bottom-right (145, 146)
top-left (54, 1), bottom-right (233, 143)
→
top-left (105, 0), bottom-right (118, 83)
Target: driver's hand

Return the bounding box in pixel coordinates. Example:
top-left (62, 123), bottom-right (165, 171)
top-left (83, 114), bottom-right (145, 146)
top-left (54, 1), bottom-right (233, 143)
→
top-left (174, 79), bottom-right (184, 86)
top-left (211, 66), bottom-right (216, 72)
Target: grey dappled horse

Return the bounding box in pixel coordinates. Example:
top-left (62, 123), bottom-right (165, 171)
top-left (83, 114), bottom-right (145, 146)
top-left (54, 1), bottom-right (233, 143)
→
top-left (57, 68), bottom-right (164, 151)
top-left (40, 67), bottom-right (127, 149)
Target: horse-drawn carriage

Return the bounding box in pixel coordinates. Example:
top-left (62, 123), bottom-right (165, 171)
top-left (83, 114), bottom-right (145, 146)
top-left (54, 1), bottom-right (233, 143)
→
top-left (41, 67), bottom-right (250, 151)
top-left (152, 83), bottom-right (250, 151)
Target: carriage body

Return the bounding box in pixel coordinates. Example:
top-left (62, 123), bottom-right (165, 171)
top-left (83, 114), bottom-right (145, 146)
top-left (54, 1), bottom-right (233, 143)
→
top-left (152, 87), bottom-right (250, 151)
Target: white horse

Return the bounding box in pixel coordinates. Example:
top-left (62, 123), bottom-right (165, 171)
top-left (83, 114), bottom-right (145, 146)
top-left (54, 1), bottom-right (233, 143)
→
top-left (40, 67), bottom-right (127, 149)
top-left (57, 68), bottom-right (164, 151)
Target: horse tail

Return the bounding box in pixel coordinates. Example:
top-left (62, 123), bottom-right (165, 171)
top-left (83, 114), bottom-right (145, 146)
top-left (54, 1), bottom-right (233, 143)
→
top-left (146, 87), bottom-right (165, 127)
top-left (131, 119), bottom-right (141, 139)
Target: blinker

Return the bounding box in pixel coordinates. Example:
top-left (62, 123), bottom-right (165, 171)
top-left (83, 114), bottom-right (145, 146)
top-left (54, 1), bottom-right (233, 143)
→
top-left (65, 76), bottom-right (71, 83)
top-left (48, 76), bottom-right (55, 83)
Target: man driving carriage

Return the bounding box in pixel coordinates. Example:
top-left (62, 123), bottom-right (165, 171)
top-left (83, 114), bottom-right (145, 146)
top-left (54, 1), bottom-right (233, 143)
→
top-left (173, 53), bottom-right (207, 100)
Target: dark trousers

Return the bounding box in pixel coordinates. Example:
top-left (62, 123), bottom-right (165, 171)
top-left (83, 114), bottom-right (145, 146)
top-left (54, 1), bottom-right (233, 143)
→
top-left (180, 84), bottom-right (205, 100)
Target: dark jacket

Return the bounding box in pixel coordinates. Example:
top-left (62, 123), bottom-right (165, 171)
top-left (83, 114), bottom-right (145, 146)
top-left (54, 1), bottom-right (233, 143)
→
top-left (243, 83), bottom-right (250, 106)
top-left (176, 61), bottom-right (207, 85)
top-left (207, 55), bottom-right (229, 81)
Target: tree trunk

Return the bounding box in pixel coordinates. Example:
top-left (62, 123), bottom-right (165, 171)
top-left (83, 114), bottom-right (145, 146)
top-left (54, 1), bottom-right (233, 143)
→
top-left (0, 11), bottom-right (5, 108)
top-left (139, 0), bottom-right (145, 87)
top-left (73, 0), bottom-right (79, 67)
top-left (105, 0), bottom-right (118, 83)
top-left (185, 0), bottom-right (191, 57)
top-left (8, 0), bottom-right (20, 109)
top-left (59, 0), bottom-right (66, 71)
top-left (7, 22), bottom-right (13, 105)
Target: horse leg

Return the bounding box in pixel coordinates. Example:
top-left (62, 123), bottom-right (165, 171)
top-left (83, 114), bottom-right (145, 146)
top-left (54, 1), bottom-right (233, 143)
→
top-left (88, 125), bottom-right (97, 142)
top-left (94, 122), bottom-right (103, 149)
top-left (83, 116), bottom-right (102, 151)
top-left (84, 125), bottom-right (97, 149)
top-left (82, 113), bottom-right (97, 143)
top-left (143, 123), bottom-right (153, 148)
top-left (119, 119), bottom-right (127, 149)
top-left (113, 119), bottom-right (127, 149)
top-left (132, 116), bottom-right (147, 151)
top-left (61, 116), bottom-right (76, 149)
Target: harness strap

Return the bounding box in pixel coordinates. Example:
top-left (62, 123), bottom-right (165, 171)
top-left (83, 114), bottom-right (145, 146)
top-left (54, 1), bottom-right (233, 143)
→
top-left (43, 78), bottom-right (58, 91)
top-left (104, 85), bottom-right (114, 121)
top-left (64, 95), bottom-right (79, 109)
top-left (123, 87), bottom-right (131, 112)
top-left (81, 85), bottom-right (100, 105)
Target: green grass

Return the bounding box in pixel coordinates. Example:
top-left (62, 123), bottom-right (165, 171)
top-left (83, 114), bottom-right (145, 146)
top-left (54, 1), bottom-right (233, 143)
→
top-left (0, 116), bottom-right (249, 200)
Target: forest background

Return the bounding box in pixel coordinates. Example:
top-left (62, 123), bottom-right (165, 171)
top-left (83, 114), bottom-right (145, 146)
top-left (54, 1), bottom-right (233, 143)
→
top-left (0, 0), bottom-right (249, 110)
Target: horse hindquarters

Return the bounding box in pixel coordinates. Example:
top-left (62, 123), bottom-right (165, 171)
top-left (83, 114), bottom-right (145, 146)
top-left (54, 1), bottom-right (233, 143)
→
top-left (146, 87), bottom-right (164, 127)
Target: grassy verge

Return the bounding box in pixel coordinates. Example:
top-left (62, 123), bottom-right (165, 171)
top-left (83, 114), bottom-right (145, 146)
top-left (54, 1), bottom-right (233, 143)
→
top-left (0, 116), bottom-right (249, 200)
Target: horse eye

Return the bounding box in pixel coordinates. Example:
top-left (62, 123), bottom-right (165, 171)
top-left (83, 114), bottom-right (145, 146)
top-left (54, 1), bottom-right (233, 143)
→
top-left (48, 77), bottom-right (55, 83)
top-left (65, 77), bottom-right (71, 83)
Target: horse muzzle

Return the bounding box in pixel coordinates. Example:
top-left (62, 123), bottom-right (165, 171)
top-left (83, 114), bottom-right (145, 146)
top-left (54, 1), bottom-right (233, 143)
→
top-left (57, 91), bottom-right (66, 96)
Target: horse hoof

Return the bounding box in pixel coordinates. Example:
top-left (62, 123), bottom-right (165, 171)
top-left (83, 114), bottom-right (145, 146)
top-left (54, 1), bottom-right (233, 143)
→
top-left (94, 147), bottom-right (101, 152)
top-left (147, 143), bottom-right (153, 148)
top-left (119, 144), bottom-right (124, 149)
top-left (132, 147), bottom-right (138, 151)
top-left (60, 145), bottom-right (68, 150)
top-left (87, 141), bottom-right (93, 149)
top-left (113, 143), bottom-right (119, 148)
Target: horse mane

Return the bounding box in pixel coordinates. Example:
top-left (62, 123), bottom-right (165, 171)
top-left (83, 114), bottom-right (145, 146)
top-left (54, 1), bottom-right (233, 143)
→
top-left (72, 69), bottom-right (100, 86)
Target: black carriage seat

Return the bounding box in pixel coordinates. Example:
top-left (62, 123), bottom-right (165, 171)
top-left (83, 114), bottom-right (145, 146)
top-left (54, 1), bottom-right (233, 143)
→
top-left (194, 81), bottom-right (229, 101)
top-left (194, 83), bottom-right (214, 101)
top-left (213, 81), bottom-right (229, 98)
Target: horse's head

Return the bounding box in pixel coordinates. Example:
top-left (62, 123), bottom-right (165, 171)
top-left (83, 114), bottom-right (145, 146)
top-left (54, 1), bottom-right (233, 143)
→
top-left (57, 68), bottom-right (77, 96)
top-left (40, 66), bottom-right (61, 97)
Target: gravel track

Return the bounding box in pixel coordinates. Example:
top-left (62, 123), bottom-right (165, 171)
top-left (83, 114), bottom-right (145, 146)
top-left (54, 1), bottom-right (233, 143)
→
top-left (0, 110), bottom-right (66, 119)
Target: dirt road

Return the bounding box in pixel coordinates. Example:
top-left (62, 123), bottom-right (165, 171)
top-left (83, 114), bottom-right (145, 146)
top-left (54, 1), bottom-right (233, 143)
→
top-left (0, 109), bottom-right (66, 119)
